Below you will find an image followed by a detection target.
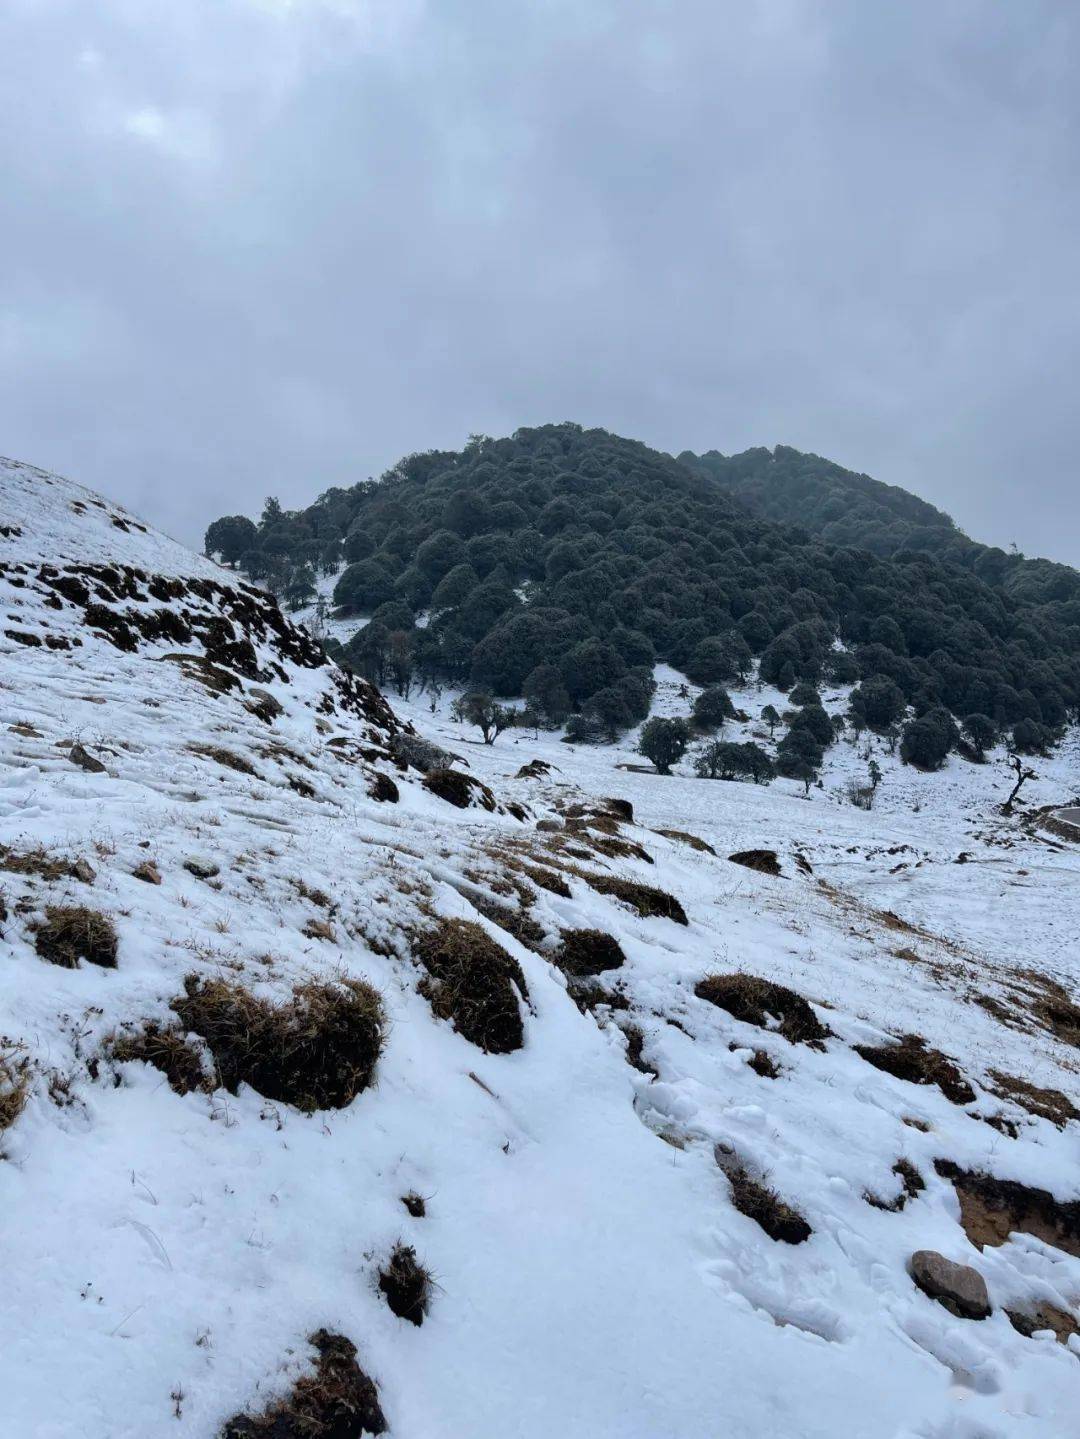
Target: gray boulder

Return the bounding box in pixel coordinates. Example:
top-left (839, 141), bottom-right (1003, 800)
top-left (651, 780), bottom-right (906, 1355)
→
top-left (910, 1250), bottom-right (991, 1320)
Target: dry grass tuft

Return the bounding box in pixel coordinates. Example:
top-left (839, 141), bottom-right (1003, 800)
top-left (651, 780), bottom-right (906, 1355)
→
top-left (415, 918), bottom-right (528, 1054)
top-left (378, 1243), bottom-right (432, 1326)
top-left (656, 829), bottom-right (717, 855)
top-left (189, 743), bottom-right (259, 776)
top-left (554, 929), bottom-right (626, 977)
top-left (853, 1034), bottom-right (974, 1106)
top-left (422, 768), bottom-right (496, 811)
top-left (467, 893), bottom-right (546, 952)
top-left (865, 1159), bottom-right (925, 1212)
top-left (34, 906), bottom-right (118, 968)
top-left (747, 1048), bottom-right (781, 1079)
top-left (696, 973), bottom-right (830, 1047)
top-left (401, 1191), bottom-right (426, 1218)
top-left (1, 846), bottom-right (74, 881)
top-left (579, 872), bottom-right (688, 925)
top-left (988, 1069), bottom-right (1079, 1128)
top-left (220, 1329), bottom-right (386, 1437)
top-left (110, 1023), bottom-right (209, 1096)
top-left (0, 1043), bottom-right (32, 1131)
top-left (173, 974), bottom-right (385, 1112)
top-left (728, 849), bottom-right (782, 876)
top-left (717, 1150), bottom-right (812, 1244)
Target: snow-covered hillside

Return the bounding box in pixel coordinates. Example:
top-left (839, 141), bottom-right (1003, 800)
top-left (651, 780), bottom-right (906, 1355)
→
top-left (2, 456), bottom-right (1080, 1438)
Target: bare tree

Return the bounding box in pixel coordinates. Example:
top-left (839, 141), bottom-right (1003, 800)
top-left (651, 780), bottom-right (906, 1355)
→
top-left (1000, 751), bottom-right (1037, 814)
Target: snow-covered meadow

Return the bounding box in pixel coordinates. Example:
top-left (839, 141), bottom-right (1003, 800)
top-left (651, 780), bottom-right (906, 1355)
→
top-left (2, 457), bottom-right (1079, 1438)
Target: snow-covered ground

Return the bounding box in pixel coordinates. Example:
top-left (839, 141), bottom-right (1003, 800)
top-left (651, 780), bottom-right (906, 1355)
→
top-left (3, 456), bottom-right (1080, 1438)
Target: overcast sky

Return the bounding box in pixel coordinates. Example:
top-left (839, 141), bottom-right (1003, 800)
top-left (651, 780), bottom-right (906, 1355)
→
top-left (1, 1), bottom-right (1077, 564)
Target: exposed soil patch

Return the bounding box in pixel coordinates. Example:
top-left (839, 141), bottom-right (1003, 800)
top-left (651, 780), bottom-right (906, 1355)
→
top-left (579, 873), bottom-right (688, 925)
top-left (1006, 1304), bottom-right (1080, 1347)
top-left (729, 849), bottom-right (781, 877)
top-left (378, 1243), bottom-right (432, 1326)
top-left (110, 1023), bottom-right (208, 1096)
top-left (415, 918), bottom-right (528, 1054)
top-left (853, 1034), bottom-right (975, 1106)
top-left (220, 1329), bottom-right (386, 1437)
top-left (696, 973), bottom-right (830, 1047)
top-left (988, 1069), bottom-right (1079, 1128)
top-left (717, 1151), bottom-right (812, 1244)
top-left (34, 906), bottom-right (118, 968)
top-left (934, 1160), bottom-right (1080, 1257)
top-left (555, 929), bottom-right (627, 977)
top-left (173, 975), bottom-right (385, 1112)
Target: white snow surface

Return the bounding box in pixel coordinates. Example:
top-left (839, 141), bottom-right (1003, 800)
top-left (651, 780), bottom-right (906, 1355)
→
top-left (2, 456), bottom-right (1080, 1438)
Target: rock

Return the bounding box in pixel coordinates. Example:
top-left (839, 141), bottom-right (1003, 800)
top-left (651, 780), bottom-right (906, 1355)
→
top-left (910, 1250), bottom-right (991, 1320)
top-left (389, 731), bottom-right (462, 774)
top-left (71, 858), bottom-right (96, 884)
top-left (70, 742), bottom-right (106, 774)
top-left (183, 857), bottom-right (220, 880)
top-left (536, 818), bottom-right (563, 833)
top-left (133, 860), bottom-right (162, 884)
top-left (244, 686), bottom-right (283, 722)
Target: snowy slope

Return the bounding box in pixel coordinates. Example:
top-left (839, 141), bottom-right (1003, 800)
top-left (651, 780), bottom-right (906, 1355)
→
top-left (2, 457), bottom-right (1080, 1438)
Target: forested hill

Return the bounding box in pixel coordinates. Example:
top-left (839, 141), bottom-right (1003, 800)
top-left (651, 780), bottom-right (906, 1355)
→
top-left (205, 424), bottom-right (1080, 762)
top-left (680, 444), bottom-right (1080, 607)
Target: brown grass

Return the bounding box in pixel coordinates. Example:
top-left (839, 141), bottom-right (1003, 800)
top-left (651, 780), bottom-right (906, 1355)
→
top-left (378, 1243), bottom-right (432, 1326)
top-left (656, 829), bottom-right (717, 855)
top-left (717, 1151), bottom-right (812, 1244)
top-left (579, 873), bottom-right (688, 925)
top-left (34, 906), bottom-right (118, 968)
top-left (0, 846), bottom-right (74, 881)
top-left (467, 893), bottom-right (546, 952)
top-left (422, 768), bottom-right (496, 811)
top-left (853, 1034), bottom-right (975, 1106)
top-left (219, 1329), bottom-right (386, 1437)
top-left (728, 849), bottom-right (781, 876)
top-left (415, 919), bottom-right (528, 1054)
top-left (189, 743), bottom-right (258, 776)
top-left (695, 973), bottom-right (830, 1047)
top-left (554, 929), bottom-right (626, 977)
top-left (865, 1159), bottom-right (925, 1212)
top-left (988, 1069), bottom-right (1079, 1128)
top-left (173, 974), bottom-right (385, 1111)
top-left (0, 1043), bottom-right (31, 1131)
top-left (110, 1023), bottom-right (209, 1096)
top-left (747, 1049), bottom-right (781, 1079)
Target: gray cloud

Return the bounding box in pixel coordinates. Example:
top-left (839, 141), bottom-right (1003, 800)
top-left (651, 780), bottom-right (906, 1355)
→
top-left (1, 0), bottom-right (1077, 563)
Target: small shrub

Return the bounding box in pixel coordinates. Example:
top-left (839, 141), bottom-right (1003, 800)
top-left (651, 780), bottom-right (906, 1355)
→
top-left (0, 1044), bottom-right (31, 1131)
top-left (34, 906), bottom-right (118, 968)
top-left (853, 1034), bottom-right (974, 1106)
top-left (110, 1023), bottom-right (208, 1095)
top-left (581, 873), bottom-right (688, 925)
top-left (695, 973), bottom-right (830, 1046)
top-left (220, 1329), bottom-right (386, 1437)
top-left (173, 974), bottom-right (385, 1111)
top-left (378, 1243), bottom-right (432, 1325)
top-left (415, 918), bottom-right (528, 1053)
top-left (728, 849), bottom-right (781, 876)
top-left (718, 1153), bottom-right (811, 1244)
top-left (555, 929), bottom-right (626, 976)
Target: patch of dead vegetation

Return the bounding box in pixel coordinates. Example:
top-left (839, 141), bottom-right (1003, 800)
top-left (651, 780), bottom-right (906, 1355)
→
top-left (747, 1048), bottom-right (781, 1079)
top-left (577, 872), bottom-right (688, 925)
top-left (935, 1160), bottom-right (1080, 1257)
top-left (220, 1329), bottom-right (386, 1437)
top-left (656, 829), bottom-right (717, 855)
top-left (301, 918), bottom-right (337, 943)
top-left (401, 1191), bottom-right (426, 1218)
top-left (567, 980), bottom-right (630, 1016)
top-left (1031, 983), bottom-right (1080, 1049)
top-left (695, 973), bottom-right (830, 1047)
top-left (716, 1149), bottom-right (812, 1244)
top-left (554, 929), bottom-right (626, 977)
top-left (189, 743), bottom-right (259, 777)
top-left (378, 1243), bottom-right (432, 1326)
top-left (467, 892), bottom-right (546, 952)
top-left (173, 974), bottom-right (385, 1112)
top-left (34, 905), bottom-right (118, 968)
top-left (414, 918), bottom-right (527, 1054)
top-left (0, 846), bottom-right (85, 882)
top-left (366, 771), bottom-right (400, 803)
top-left (0, 1042), bottom-right (31, 1132)
top-left (853, 1034), bottom-right (975, 1106)
top-left (865, 1159), bottom-right (925, 1213)
top-left (622, 1022), bottom-right (658, 1078)
top-left (517, 863), bottom-right (571, 899)
top-left (422, 767), bottom-right (496, 811)
top-left (729, 849), bottom-right (781, 876)
top-left (988, 1069), bottom-right (1079, 1128)
top-left (110, 1022), bottom-right (209, 1095)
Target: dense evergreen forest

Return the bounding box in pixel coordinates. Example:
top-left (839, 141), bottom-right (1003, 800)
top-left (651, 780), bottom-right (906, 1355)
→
top-left (205, 424), bottom-right (1080, 773)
